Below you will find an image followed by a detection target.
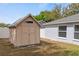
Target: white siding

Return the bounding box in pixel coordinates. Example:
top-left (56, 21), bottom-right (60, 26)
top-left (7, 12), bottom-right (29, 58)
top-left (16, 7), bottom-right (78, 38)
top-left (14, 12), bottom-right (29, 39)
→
top-left (0, 28), bottom-right (9, 38)
top-left (40, 23), bottom-right (79, 45)
top-left (45, 27), bottom-right (58, 39)
top-left (40, 29), bottom-right (45, 38)
top-left (67, 25), bottom-right (74, 40)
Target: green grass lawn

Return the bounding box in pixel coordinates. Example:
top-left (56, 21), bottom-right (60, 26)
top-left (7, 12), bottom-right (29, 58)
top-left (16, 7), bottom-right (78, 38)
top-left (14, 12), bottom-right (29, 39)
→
top-left (0, 38), bottom-right (79, 56)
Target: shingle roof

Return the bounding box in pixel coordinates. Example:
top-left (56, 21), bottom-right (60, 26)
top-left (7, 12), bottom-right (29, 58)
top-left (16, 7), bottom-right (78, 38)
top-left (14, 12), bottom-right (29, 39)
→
top-left (9, 14), bottom-right (41, 28)
top-left (44, 13), bottom-right (79, 25)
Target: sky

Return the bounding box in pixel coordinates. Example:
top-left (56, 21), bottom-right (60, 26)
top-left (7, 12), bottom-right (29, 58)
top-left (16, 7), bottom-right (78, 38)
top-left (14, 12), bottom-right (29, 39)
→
top-left (0, 3), bottom-right (69, 24)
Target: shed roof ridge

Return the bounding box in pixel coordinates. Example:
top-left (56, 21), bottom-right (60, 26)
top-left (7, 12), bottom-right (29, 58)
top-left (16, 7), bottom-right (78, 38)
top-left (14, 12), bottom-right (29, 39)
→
top-left (9, 14), bottom-right (41, 28)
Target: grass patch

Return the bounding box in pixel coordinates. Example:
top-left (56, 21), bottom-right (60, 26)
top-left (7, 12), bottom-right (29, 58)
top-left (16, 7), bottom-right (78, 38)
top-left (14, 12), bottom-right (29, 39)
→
top-left (0, 38), bottom-right (79, 56)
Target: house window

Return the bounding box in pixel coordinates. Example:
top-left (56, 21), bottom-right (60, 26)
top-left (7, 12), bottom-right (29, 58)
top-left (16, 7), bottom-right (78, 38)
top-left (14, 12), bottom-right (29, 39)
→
top-left (58, 26), bottom-right (67, 37)
top-left (74, 25), bottom-right (79, 39)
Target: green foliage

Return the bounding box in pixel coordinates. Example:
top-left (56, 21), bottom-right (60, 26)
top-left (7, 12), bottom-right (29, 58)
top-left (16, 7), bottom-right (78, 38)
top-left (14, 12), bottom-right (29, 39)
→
top-left (34, 3), bottom-right (79, 23)
top-left (34, 4), bottom-right (63, 22)
top-left (34, 11), bottom-right (51, 22)
top-left (0, 23), bottom-right (10, 28)
top-left (63, 3), bottom-right (79, 17)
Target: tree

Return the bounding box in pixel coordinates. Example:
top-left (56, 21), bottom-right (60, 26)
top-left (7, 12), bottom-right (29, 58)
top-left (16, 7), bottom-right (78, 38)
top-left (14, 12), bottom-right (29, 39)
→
top-left (34, 4), bottom-right (63, 22)
top-left (34, 11), bottom-right (51, 22)
top-left (50, 4), bottom-right (63, 20)
top-left (63, 3), bottom-right (79, 17)
top-left (0, 23), bottom-right (10, 27)
top-left (34, 3), bottom-right (79, 22)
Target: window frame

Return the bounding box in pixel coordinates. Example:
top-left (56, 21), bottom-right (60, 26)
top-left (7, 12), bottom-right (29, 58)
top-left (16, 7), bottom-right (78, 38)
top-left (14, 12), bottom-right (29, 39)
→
top-left (74, 25), bottom-right (79, 39)
top-left (58, 26), bottom-right (67, 38)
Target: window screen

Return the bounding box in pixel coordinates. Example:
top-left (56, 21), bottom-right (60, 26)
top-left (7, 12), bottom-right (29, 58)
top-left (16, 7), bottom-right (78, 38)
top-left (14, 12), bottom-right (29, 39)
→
top-left (74, 25), bottom-right (79, 39)
top-left (59, 26), bottom-right (67, 37)
top-left (74, 32), bottom-right (79, 39)
top-left (75, 25), bottom-right (79, 31)
top-left (59, 26), bottom-right (67, 31)
top-left (59, 32), bottom-right (66, 37)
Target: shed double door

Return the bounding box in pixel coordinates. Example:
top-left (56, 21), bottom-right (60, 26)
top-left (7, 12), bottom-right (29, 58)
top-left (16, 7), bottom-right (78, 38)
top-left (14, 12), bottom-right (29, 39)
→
top-left (28, 23), bottom-right (35, 44)
top-left (22, 22), bottom-right (36, 45)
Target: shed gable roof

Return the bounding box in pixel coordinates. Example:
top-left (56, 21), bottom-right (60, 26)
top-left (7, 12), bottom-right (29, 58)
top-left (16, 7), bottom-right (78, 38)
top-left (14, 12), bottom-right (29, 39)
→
top-left (44, 13), bottom-right (79, 25)
top-left (9, 14), bottom-right (41, 28)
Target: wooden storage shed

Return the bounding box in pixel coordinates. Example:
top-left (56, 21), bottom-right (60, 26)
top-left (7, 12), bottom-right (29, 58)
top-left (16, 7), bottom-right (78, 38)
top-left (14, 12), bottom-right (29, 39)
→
top-left (9, 14), bottom-right (40, 47)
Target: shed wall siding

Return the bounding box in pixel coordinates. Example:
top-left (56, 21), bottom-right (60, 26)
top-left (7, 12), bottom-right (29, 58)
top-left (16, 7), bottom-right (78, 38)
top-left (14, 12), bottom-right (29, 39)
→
top-left (13, 17), bottom-right (40, 46)
top-left (10, 28), bottom-right (16, 44)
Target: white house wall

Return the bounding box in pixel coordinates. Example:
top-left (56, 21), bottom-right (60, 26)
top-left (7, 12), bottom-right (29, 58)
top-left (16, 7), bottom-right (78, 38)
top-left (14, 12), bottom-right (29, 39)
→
top-left (66, 24), bottom-right (74, 40)
top-left (40, 23), bottom-right (79, 45)
top-left (45, 27), bottom-right (58, 39)
top-left (40, 29), bottom-right (46, 38)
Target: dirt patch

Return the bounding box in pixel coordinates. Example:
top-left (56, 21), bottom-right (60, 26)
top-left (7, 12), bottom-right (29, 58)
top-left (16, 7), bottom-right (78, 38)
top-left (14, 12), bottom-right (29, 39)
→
top-left (0, 38), bottom-right (79, 56)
